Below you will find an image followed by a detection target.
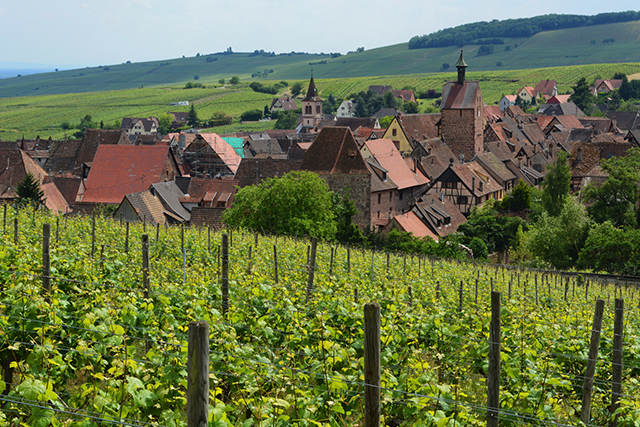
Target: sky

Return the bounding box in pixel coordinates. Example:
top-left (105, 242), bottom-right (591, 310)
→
top-left (1, 1), bottom-right (639, 70)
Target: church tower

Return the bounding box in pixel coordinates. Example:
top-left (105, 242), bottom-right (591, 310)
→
top-left (301, 75), bottom-right (323, 131)
top-left (439, 49), bottom-right (484, 162)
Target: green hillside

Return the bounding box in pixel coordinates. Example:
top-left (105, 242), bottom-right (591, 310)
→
top-left (2, 62), bottom-right (640, 141)
top-left (1, 21), bottom-right (640, 98)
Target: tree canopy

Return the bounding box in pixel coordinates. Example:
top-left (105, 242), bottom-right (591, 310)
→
top-left (187, 105), bottom-right (199, 127)
top-left (541, 151), bottom-right (571, 216)
top-left (568, 77), bottom-right (595, 113)
top-left (223, 171), bottom-right (337, 239)
top-left (16, 173), bottom-right (44, 207)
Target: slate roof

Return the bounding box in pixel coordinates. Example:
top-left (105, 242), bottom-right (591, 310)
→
top-left (243, 138), bottom-right (284, 158)
top-left (301, 127), bottom-right (370, 175)
top-left (363, 139), bottom-right (428, 190)
top-left (372, 108), bottom-right (400, 119)
top-left (441, 81), bottom-right (480, 109)
top-left (414, 193), bottom-right (467, 238)
top-left (579, 117), bottom-right (616, 134)
top-left (607, 112), bottom-right (640, 131)
top-left (540, 103), bottom-right (585, 117)
top-left (521, 124), bottom-right (546, 145)
top-left (474, 152), bottom-right (516, 184)
top-left (334, 117), bottom-right (379, 131)
top-left (302, 77), bottom-right (322, 102)
top-left (150, 181), bottom-right (190, 221)
top-left (81, 145), bottom-right (174, 204)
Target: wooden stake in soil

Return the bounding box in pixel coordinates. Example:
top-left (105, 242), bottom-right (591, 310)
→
top-left (42, 223), bottom-right (50, 302)
top-left (221, 234), bottom-right (229, 318)
top-left (273, 244), bottom-right (279, 283)
top-left (487, 291), bottom-right (501, 427)
top-left (13, 217), bottom-right (18, 245)
top-left (2, 204), bottom-right (5, 234)
top-left (91, 216), bottom-right (96, 257)
top-left (247, 246), bottom-right (252, 275)
top-left (580, 298), bottom-right (605, 425)
top-left (611, 298), bottom-right (624, 427)
top-left (125, 221), bottom-right (130, 253)
top-left (408, 286), bottom-right (413, 308)
top-left (329, 247), bottom-right (334, 276)
top-left (187, 321), bottom-right (209, 427)
top-left (142, 234), bottom-right (150, 299)
top-left (306, 237), bottom-right (318, 303)
top-left (364, 303), bottom-right (381, 427)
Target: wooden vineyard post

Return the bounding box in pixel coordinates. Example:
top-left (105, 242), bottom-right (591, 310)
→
top-left (535, 274), bottom-right (538, 305)
top-left (329, 247), bottom-right (334, 276)
top-left (2, 204), bottom-right (5, 234)
top-left (247, 246), bottom-right (253, 275)
top-left (435, 282), bottom-right (440, 302)
top-left (354, 288), bottom-right (358, 304)
top-left (611, 298), bottom-right (624, 427)
top-left (187, 321), bottom-right (209, 427)
top-left (403, 255), bottom-right (406, 275)
top-left (229, 229), bottom-right (233, 247)
top-left (386, 252), bottom-right (390, 278)
top-left (408, 286), bottom-right (413, 308)
top-left (458, 281), bottom-right (463, 313)
top-left (364, 303), bottom-right (381, 427)
top-left (475, 278), bottom-right (478, 305)
top-left (306, 237), bottom-right (318, 303)
top-left (143, 215), bottom-right (146, 232)
top-left (155, 223), bottom-right (160, 245)
top-left (221, 234), bottom-right (229, 319)
top-left (142, 234), bottom-right (150, 299)
top-left (91, 215), bottom-right (96, 257)
top-left (207, 226), bottom-right (211, 254)
top-left (13, 217), bottom-right (18, 245)
top-left (42, 223), bottom-right (50, 302)
top-left (273, 244), bottom-right (279, 284)
top-left (370, 248), bottom-right (375, 284)
top-left (55, 217), bottom-right (59, 243)
top-left (125, 221), bottom-right (130, 253)
top-left (347, 246), bottom-right (351, 273)
top-left (581, 298), bottom-right (605, 425)
top-left (487, 291), bottom-right (501, 427)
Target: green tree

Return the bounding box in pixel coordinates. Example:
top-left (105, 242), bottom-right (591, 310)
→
top-left (158, 114), bottom-right (173, 134)
top-left (403, 101), bottom-right (419, 114)
top-left (468, 237), bottom-right (488, 260)
top-left (187, 105), bottom-right (199, 127)
top-left (223, 171), bottom-right (337, 238)
top-left (230, 76), bottom-right (240, 85)
top-left (578, 221), bottom-right (640, 273)
top-left (568, 77), bottom-right (595, 112)
top-left (499, 179), bottom-right (531, 212)
top-left (457, 200), bottom-right (524, 254)
top-left (218, 78), bottom-right (225, 84)
top-left (333, 191), bottom-right (365, 245)
top-left (240, 109), bottom-right (263, 122)
top-left (526, 197), bottom-right (590, 269)
top-left (609, 90), bottom-right (622, 110)
top-left (274, 111), bottom-right (298, 129)
top-left (290, 82), bottom-right (303, 98)
top-left (541, 151), bottom-right (570, 216)
top-left (383, 91), bottom-right (398, 108)
top-left (583, 148), bottom-right (640, 228)
top-left (16, 173), bottom-right (44, 207)
top-left (378, 116), bottom-right (394, 128)
top-left (208, 111), bottom-right (233, 127)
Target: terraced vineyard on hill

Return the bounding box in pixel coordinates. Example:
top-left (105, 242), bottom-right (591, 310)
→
top-left (0, 207), bottom-right (639, 426)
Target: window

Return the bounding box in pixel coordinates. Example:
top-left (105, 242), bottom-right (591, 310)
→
top-left (457, 196), bottom-right (468, 205)
top-left (316, 105), bottom-right (321, 114)
top-left (392, 128), bottom-right (397, 137)
top-left (305, 105), bottom-right (312, 114)
top-left (377, 193), bottom-right (381, 204)
top-left (389, 192), bottom-right (392, 202)
top-left (399, 190), bottom-right (403, 201)
top-left (442, 181), bottom-right (456, 189)
top-left (444, 217), bottom-right (451, 226)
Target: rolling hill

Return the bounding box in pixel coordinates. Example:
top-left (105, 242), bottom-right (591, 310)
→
top-left (1, 20), bottom-right (640, 98)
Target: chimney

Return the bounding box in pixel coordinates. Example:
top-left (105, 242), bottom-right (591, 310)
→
top-left (440, 193), bottom-right (444, 202)
top-left (472, 177), bottom-right (476, 193)
top-left (549, 143), bottom-right (553, 157)
top-left (413, 158), bottom-right (418, 173)
top-left (577, 147), bottom-right (583, 163)
top-left (179, 133), bottom-right (186, 148)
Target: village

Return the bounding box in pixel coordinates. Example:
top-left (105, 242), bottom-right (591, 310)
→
top-left (1, 50), bottom-right (638, 244)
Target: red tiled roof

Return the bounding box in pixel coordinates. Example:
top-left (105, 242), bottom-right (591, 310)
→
top-left (363, 139), bottom-right (428, 190)
top-left (441, 81), bottom-right (481, 109)
top-left (301, 127), bottom-right (370, 175)
top-left (392, 211), bottom-right (439, 241)
top-left (82, 145), bottom-right (174, 204)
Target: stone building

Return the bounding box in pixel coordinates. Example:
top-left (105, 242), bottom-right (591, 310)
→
top-left (301, 76), bottom-right (323, 132)
top-left (301, 127), bottom-right (371, 228)
top-left (439, 50), bottom-right (484, 163)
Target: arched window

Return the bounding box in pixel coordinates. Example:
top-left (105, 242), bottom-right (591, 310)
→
top-left (305, 105), bottom-right (312, 114)
top-left (316, 105), bottom-right (321, 114)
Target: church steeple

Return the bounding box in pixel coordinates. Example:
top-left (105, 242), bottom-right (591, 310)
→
top-left (301, 73), bottom-right (323, 131)
top-left (303, 75), bottom-right (319, 101)
top-left (455, 48), bottom-right (467, 85)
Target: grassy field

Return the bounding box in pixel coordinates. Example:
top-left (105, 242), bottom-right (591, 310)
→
top-left (2, 62), bottom-right (640, 141)
top-left (1, 21), bottom-right (640, 99)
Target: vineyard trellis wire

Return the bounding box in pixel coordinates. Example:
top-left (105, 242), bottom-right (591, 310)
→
top-left (0, 206), bottom-right (639, 426)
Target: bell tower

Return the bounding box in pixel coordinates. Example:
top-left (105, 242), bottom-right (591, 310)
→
top-left (301, 74), bottom-right (323, 130)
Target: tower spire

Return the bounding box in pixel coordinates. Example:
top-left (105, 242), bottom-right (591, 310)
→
top-left (455, 47), bottom-right (467, 85)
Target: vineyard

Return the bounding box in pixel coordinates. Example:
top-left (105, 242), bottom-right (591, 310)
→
top-left (3, 62), bottom-right (640, 141)
top-left (1, 207), bottom-right (640, 426)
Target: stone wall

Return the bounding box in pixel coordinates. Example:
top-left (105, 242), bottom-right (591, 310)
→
top-left (441, 108), bottom-right (483, 162)
top-left (322, 173), bottom-right (371, 229)
top-left (189, 206), bottom-right (226, 229)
